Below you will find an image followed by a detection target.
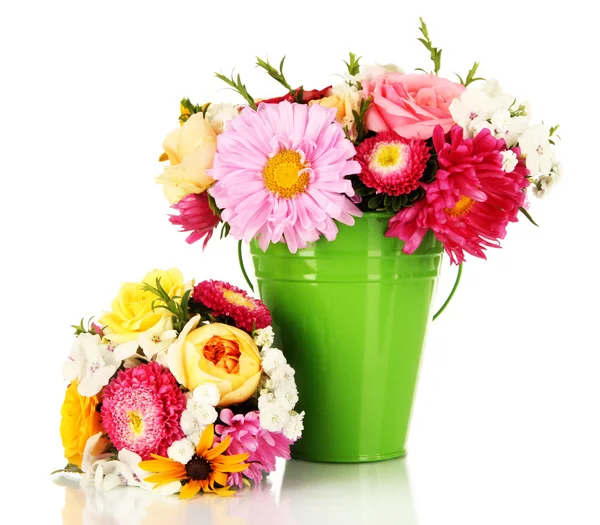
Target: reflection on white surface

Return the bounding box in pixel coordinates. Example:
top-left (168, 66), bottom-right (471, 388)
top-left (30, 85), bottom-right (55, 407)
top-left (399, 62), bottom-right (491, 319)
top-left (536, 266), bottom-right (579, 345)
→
top-left (55, 458), bottom-right (417, 524)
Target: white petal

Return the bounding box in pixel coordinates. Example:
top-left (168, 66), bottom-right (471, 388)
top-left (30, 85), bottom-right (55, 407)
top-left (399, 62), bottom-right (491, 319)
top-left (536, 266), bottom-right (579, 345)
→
top-left (112, 341), bottom-right (139, 363)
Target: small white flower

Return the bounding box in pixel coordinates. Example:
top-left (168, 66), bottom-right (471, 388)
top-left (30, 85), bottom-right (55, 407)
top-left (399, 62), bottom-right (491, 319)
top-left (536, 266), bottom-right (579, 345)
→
top-left (270, 363), bottom-right (295, 385)
top-left (137, 317), bottom-right (178, 360)
top-left (274, 382), bottom-right (299, 411)
top-left (180, 404), bottom-right (217, 437)
top-left (253, 326), bottom-right (275, 348)
top-left (192, 383), bottom-right (221, 407)
top-left (359, 63), bottom-right (404, 82)
top-left (167, 438), bottom-right (196, 464)
top-left (205, 103), bottom-right (239, 134)
top-left (260, 404), bottom-right (291, 432)
top-left (518, 124), bottom-right (556, 178)
top-left (283, 411), bottom-right (305, 441)
top-left (257, 391), bottom-right (277, 411)
top-left (500, 150), bottom-right (518, 173)
top-left (474, 109), bottom-right (530, 148)
top-left (260, 348), bottom-right (287, 376)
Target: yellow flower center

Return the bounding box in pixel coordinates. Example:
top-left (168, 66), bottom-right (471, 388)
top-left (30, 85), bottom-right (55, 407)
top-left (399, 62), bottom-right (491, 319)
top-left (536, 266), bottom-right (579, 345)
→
top-left (446, 195), bottom-right (475, 218)
top-left (376, 145), bottom-right (401, 167)
top-left (127, 411), bottom-right (144, 435)
top-left (223, 289), bottom-right (254, 309)
top-left (263, 150), bottom-right (310, 198)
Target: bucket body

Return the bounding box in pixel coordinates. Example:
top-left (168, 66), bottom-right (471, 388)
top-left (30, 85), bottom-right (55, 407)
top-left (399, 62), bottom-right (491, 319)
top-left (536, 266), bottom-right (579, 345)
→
top-left (250, 213), bottom-right (443, 462)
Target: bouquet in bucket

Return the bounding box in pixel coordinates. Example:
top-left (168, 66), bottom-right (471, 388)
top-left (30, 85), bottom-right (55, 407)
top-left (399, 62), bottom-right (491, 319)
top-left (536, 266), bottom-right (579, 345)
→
top-left (57, 268), bottom-right (303, 499)
top-left (159, 18), bottom-right (560, 266)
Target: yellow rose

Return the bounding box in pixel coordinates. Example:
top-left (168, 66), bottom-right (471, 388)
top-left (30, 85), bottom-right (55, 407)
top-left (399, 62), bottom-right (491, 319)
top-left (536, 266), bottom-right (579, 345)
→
top-left (60, 381), bottom-right (104, 469)
top-left (99, 268), bottom-right (185, 343)
top-left (157, 113), bottom-right (217, 204)
top-left (310, 83), bottom-right (362, 139)
top-left (168, 317), bottom-right (262, 407)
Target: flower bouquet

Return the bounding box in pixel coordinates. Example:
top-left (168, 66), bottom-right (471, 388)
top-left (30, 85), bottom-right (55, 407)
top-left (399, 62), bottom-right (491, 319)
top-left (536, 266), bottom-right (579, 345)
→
top-left (154, 19), bottom-right (560, 462)
top-left (57, 268), bottom-right (303, 498)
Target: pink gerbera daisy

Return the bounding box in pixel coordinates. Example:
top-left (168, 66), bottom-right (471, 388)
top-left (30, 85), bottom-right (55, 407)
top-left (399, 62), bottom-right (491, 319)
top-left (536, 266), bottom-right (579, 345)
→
top-left (169, 192), bottom-right (220, 248)
top-left (386, 125), bottom-right (530, 264)
top-left (101, 362), bottom-right (187, 459)
top-left (193, 280), bottom-right (272, 332)
top-left (215, 409), bottom-right (292, 488)
top-left (210, 101), bottom-right (362, 253)
top-left (355, 132), bottom-right (430, 196)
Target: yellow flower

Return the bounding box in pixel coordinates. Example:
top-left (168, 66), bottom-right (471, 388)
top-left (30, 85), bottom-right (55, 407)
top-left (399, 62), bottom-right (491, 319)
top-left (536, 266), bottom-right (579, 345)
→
top-left (157, 113), bottom-right (217, 204)
top-left (168, 317), bottom-right (262, 407)
top-left (139, 424), bottom-right (249, 498)
top-left (99, 268), bottom-right (186, 344)
top-left (60, 381), bottom-right (104, 469)
top-left (310, 83), bottom-right (362, 138)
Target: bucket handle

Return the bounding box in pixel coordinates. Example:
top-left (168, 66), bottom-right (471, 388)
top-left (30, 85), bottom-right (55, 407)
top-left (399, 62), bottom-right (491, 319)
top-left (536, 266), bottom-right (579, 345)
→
top-left (238, 239), bottom-right (462, 320)
top-left (432, 263), bottom-right (463, 321)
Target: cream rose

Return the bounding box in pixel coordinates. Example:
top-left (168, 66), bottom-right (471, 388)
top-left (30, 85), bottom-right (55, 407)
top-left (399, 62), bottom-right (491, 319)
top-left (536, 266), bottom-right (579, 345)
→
top-left (99, 268), bottom-right (186, 343)
top-left (168, 316), bottom-right (262, 407)
top-left (310, 83), bottom-right (362, 138)
top-left (157, 113), bottom-right (217, 204)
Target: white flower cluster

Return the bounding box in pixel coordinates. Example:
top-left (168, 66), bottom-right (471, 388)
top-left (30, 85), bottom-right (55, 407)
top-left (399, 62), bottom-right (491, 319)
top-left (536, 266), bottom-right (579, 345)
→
top-left (177, 383), bottom-right (220, 449)
top-left (449, 79), bottom-right (561, 196)
top-left (257, 346), bottom-right (304, 441)
top-left (79, 433), bottom-right (181, 495)
top-left (253, 326), bottom-right (275, 348)
top-left (63, 333), bottom-right (138, 397)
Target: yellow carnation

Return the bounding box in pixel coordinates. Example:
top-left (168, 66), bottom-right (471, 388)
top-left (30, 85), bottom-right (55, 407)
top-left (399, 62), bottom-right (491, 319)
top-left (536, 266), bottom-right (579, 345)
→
top-left (59, 381), bottom-right (103, 469)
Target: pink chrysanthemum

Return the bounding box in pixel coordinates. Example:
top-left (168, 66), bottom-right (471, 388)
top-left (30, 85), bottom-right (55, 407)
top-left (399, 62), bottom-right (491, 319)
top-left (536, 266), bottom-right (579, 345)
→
top-left (356, 132), bottom-right (430, 196)
top-left (215, 409), bottom-right (292, 488)
top-left (386, 125), bottom-right (530, 264)
top-left (169, 192), bottom-right (220, 249)
top-left (193, 280), bottom-right (271, 332)
top-left (210, 101), bottom-right (362, 253)
top-left (101, 362), bottom-right (187, 459)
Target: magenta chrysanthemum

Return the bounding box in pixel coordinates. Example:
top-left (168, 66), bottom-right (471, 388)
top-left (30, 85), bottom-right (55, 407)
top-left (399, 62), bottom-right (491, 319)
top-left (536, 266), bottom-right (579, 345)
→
top-left (210, 101), bottom-right (363, 253)
top-left (386, 125), bottom-right (530, 264)
top-left (215, 409), bottom-right (292, 488)
top-left (169, 192), bottom-right (220, 248)
top-left (192, 280), bottom-right (272, 332)
top-left (101, 362), bottom-right (187, 459)
top-left (356, 132), bottom-right (430, 196)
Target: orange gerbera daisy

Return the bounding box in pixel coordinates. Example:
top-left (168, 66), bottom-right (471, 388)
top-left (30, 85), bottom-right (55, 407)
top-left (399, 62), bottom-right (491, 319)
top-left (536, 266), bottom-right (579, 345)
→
top-left (139, 424), bottom-right (249, 498)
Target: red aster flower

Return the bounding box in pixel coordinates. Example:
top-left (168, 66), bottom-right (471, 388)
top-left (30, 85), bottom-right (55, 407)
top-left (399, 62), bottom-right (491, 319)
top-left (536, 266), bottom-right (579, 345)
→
top-left (356, 132), bottom-right (430, 196)
top-left (192, 280), bottom-right (272, 332)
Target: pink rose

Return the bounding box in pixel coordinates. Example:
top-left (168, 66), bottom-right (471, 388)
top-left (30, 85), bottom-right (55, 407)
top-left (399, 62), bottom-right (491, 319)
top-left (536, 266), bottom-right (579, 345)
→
top-left (363, 73), bottom-right (465, 140)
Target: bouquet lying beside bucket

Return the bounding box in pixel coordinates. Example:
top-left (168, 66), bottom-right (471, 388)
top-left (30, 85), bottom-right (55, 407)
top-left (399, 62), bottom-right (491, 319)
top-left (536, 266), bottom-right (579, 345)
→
top-left (158, 18), bottom-right (561, 266)
top-left (57, 268), bottom-right (303, 498)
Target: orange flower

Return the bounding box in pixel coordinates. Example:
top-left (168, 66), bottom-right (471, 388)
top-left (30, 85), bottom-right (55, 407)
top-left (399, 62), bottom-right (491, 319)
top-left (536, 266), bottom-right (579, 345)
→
top-left (59, 381), bottom-right (104, 468)
top-left (139, 424), bottom-right (249, 498)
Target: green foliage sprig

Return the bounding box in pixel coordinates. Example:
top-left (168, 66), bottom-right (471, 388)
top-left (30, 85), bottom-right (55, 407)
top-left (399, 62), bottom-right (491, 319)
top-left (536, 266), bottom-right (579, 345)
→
top-left (142, 277), bottom-right (192, 332)
top-left (214, 72), bottom-right (257, 110)
top-left (71, 317), bottom-right (96, 336)
top-left (256, 56), bottom-right (301, 102)
top-left (549, 124), bottom-right (561, 145)
top-left (519, 207), bottom-right (539, 227)
top-left (344, 52), bottom-right (362, 89)
top-left (179, 98), bottom-right (211, 124)
top-left (351, 96), bottom-right (372, 144)
top-left (416, 18), bottom-right (442, 75)
top-left (456, 62), bottom-right (485, 87)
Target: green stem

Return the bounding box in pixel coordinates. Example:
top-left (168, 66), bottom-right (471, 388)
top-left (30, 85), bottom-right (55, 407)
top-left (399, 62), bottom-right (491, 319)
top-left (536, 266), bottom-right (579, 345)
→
top-left (433, 263), bottom-right (463, 321)
top-left (238, 240), bottom-right (255, 293)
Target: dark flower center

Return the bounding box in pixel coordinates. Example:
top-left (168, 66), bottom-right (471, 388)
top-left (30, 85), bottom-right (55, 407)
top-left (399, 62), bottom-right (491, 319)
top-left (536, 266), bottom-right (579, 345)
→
top-left (185, 455), bottom-right (212, 481)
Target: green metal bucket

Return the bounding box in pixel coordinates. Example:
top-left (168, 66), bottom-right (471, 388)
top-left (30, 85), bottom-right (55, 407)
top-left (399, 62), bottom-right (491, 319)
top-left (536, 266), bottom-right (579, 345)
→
top-left (250, 212), bottom-right (444, 462)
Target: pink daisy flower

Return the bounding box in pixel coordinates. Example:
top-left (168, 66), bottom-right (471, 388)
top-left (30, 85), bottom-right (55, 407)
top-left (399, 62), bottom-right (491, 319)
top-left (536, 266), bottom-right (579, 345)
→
top-left (386, 125), bottom-right (530, 264)
top-left (169, 192), bottom-right (220, 249)
top-left (356, 132), bottom-right (430, 196)
top-left (101, 362), bottom-right (187, 459)
top-left (193, 280), bottom-right (271, 332)
top-left (215, 409), bottom-right (292, 488)
top-left (210, 101), bottom-right (362, 253)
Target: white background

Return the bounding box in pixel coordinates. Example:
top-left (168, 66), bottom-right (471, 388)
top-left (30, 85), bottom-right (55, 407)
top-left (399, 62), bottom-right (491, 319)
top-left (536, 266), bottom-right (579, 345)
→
top-left (1, 1), bottom-right (599, 523)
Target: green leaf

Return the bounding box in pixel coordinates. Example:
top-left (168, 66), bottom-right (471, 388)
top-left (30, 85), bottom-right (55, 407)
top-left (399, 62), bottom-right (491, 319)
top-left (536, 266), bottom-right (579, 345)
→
top-left (51, 463), bottom-right (83, 476)
top-left (344, 52), bottom-right (362, 77)
top-left (356, 186), bottom-right (376, 196)
top-left (368, 194), bottom-right (384, 209)
top-left (215, 71), bottom-right (256, 110)
top-left (392, 197), bottom-right (403, 212)
top-left (417, 18), bottom-right (442, 75)
top-left (456, 61), bottom-right (485, 87)
top-left (256, 55), bottom-right (294, 95)
top-left (384, 195), bottom-right (393, 207)
top-left (519, 207), bottom-right (539, 227)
